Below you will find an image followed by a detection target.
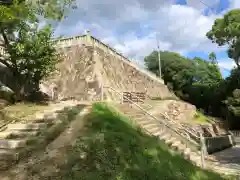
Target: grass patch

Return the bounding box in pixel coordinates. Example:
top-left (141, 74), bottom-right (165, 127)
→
top-left (191, 111), bottom-right (213, 124)
top-left (58, 103), bottom-right (229, 180)
top-left (0, 102), bottom-right (49, 122)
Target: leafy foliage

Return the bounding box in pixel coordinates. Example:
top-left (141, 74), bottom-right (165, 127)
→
top-left (208, 52), bottom-right (217, 64)
top-left (0, 0), bottom-right (75, 99)
top-left (8, 25), bottom-right (61, 93)
top-left (144, 50), bottom-right (240, 128)
top-left (59, 103), bottom-right (226, 180)
top-left (145, 8), bottom-right (240, 128)
top-left (205, 9), bottom-right (240, 127)
top-left (206, 9), bottom-right (240, 68)
top-left (144, 51), bottom-right (222, 114)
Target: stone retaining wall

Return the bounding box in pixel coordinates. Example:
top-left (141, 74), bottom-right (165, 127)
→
top-left (42, 38), bottom-right (175, 102)
top-left (94, 47), bottom-right (174, 101)
top-left (42, 45), bottom-right (101, 101)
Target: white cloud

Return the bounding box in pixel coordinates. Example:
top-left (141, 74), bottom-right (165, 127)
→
top-left (229, 0), bottom-right (240, 9)
top-left (52, 0), bottom-right (236, 64)
top-left (186, 0), bottom-right (220, 13)
top-left (218, 59), bottom-right (236, 70)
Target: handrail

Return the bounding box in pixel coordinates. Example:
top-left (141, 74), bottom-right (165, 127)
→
top-left (121, 89), bottom-right (200, 141)
top-left (104, 86), bottom-right (200, 152)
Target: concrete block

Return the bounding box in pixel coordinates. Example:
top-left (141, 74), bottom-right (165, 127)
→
top-left (7, 123), bottom-right (47, 131)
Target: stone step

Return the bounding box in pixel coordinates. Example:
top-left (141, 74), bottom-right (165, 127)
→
top-left (190, 155), bottom-right (202, 166)
top-left (0, 149), bottom-right (18, 170)
top-left (0, 131), bottom-right (12, 139)
top-left (0, 130), bottom-right (39, 139)
top-left (32, 113), bottom-right (57, 124)
top-left (165, 137), bottom-right (177, 145)
top-left (147, 126), bottom-right (162, 134)
top-left (189, 153), bottom-right (201, 162)
top-left (177, 144), bottom-right (187, 152)
top-left (183, 148), bottom-right (191, 159)
top-left (0, 149), bottom-right (17, 160)
top-left (142, 122), bottom-right (158, 129)
top-left (154, 127), bottom-right (166, 136)
top-left (136, 119), bottom-right (149, 125)
top-left (151, 128), bottom-right (165, 136)
top-left (160, 134), bottom-right (171, 140)
top-left (171, 141), bottom-right (182, 150)
top-left (7, 123), bottom-right (47, 131)
top-left (134, 117), bottom-right (146, 122)
top-left (135, 118), bottom-right (150, 123)
top-left (128, 114), bottom-right (145, 119)
top-left (0, 139), bottom-right (27, 149)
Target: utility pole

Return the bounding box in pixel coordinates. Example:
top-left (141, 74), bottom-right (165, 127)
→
top-left (156, 36), bottom-right (161, 78)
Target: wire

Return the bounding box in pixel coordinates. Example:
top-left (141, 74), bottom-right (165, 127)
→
top-left (198, 0), bottom-right (216, 10)
top-left (192, 0), bottom-right (232, 73)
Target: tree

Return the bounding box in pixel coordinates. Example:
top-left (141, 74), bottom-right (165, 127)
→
top-left (6, 24), bottom-right (61, 98)
top-left (206, 9), bottom-right (240, 68)
top-left (144, 51), bottom-right (223, 114)
top-left (224, 88), bottom-right (240, 129)
top-left (0, 0), bottom-right (75, 100)
top-left (208, 52), bottom-right (217, 64)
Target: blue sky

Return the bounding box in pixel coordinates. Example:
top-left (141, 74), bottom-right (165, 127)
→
top-left (52, 0), bottom-right (239, 78)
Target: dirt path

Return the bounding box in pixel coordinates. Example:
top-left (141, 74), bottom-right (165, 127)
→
top-left (0, 107), bottom-right (90, 180)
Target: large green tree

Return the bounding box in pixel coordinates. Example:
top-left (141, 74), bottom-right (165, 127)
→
top-left (208, 52), bottom-right (217, 64)
top-left (0, 0), bottom-right (75, 100)
top-left (206, 9), bottom-right (240, 68)
top-left (144, 51), bottom-right (222, 114)
top-left (206, 9), bottom-right (240, 128)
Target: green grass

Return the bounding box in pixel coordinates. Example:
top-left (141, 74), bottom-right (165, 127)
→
top-left (0, 102), bottom-right (49, 122)
top-left (58, 103), bottom-right (230, 180)
top-left (191, 111), bottom-right (213, 124)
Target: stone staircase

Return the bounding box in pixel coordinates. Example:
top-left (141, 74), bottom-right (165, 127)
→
top-left (0, 119), bottom-right (53, 169)
top-left (116, 103), bottom-right (240, 176)
top-left (116, 104), bottom-right (203, 166)
top-left (0, 100), bottom-right (89, 170)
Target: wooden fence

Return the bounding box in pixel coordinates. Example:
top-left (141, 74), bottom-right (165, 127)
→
top-left (123, 92), bottom-right (146, 103)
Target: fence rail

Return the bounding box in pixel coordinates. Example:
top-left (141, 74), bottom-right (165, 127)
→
top-left (230, 131), bottom-right (240, 137)
top-left (123, 92), bottom-right (146, 103)
top-left (103, 86), bottom-right (200, 153)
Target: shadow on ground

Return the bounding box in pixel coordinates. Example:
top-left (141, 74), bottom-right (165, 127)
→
top-left (58, 103), bottom-right (225, 180)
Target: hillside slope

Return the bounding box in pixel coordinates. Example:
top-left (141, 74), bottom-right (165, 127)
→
top-left (1, 103), bottom-right (231, 180)
top-left (58, 103), bottom-right (232, 180)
